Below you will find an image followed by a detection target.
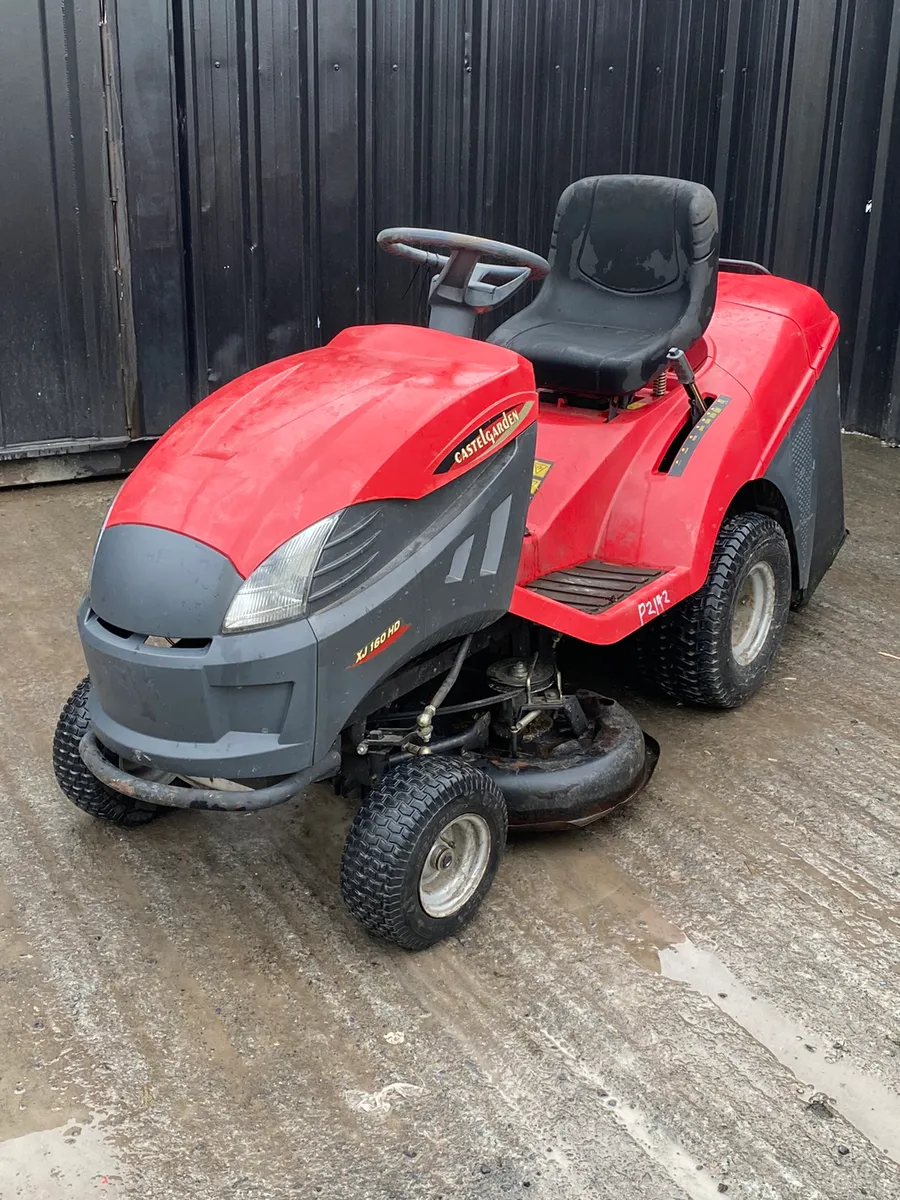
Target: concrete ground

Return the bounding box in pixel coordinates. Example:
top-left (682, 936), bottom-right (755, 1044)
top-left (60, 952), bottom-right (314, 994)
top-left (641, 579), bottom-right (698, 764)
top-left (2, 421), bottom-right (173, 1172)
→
top-left (0, 434), bottom-right (898, 1200)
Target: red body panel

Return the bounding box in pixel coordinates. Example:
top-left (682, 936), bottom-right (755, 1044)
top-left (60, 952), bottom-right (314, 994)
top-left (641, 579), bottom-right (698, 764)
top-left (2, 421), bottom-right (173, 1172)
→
top-left (511, 272), bottom-right (839, 641)
top-left (109, 271), bottom-right (838, 644)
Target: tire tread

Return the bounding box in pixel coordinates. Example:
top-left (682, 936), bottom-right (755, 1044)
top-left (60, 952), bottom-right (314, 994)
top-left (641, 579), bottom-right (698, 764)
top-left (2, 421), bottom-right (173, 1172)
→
top-left (638, 512), bottom-right (791, 709)
top-left (52, 678), bottom-right (163, 827)
top-left (340, 757), bottom-right (506, 950)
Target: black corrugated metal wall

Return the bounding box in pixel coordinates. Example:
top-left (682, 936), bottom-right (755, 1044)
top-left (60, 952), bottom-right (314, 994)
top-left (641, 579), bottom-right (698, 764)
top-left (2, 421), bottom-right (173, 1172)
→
top-left (0, 0), bottom-right (127, 458)
top-left (4, 0), bottom-right (900, 457)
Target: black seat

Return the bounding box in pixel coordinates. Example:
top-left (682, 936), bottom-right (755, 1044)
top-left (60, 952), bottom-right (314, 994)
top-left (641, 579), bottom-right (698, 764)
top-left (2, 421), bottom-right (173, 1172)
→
top-left (488, 175), bottom-right (719, 396)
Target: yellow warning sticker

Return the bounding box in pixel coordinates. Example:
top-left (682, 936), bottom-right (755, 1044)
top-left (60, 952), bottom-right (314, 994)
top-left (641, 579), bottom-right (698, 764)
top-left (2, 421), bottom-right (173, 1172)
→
top-left (531, 458), bottom-right (553, 497)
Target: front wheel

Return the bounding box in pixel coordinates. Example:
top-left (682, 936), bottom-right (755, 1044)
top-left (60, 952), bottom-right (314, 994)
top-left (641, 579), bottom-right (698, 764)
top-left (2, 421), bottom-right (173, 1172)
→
top-left (340, 757), bottom-right (507, 950)
top-left (639, 512), bottom-right (792, 709)
top-left (53, 678), bottom-right (166, 827)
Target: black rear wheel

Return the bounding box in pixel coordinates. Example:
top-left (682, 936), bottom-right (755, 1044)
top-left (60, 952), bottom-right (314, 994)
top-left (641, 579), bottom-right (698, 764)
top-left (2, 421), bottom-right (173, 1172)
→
top-left (340, 756), bottom-right (507, 950)
top-left (639, 512), bottom-right (792, 709)
top-left (53, 678), bottom-right (165, 827)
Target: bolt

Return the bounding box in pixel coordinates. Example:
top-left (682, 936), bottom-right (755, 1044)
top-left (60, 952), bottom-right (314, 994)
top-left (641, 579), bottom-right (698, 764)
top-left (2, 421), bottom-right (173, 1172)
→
top-left (436, 850), bottom-right (453, 871)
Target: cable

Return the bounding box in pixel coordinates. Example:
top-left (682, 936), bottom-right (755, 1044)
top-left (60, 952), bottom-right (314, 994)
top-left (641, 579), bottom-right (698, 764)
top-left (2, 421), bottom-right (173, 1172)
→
top-left (416, 635), bottom-right (473, 743)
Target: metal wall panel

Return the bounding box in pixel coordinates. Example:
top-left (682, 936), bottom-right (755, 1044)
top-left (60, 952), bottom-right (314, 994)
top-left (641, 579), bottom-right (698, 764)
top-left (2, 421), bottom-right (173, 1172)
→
top-left (112, 0), bottom-right (191, 435)
top-left (0, 0), bottom-right (126, 456)
top-left (4, 1), bottom-right (900, 453)
top-left (118, 0), bottom-right (898, 439)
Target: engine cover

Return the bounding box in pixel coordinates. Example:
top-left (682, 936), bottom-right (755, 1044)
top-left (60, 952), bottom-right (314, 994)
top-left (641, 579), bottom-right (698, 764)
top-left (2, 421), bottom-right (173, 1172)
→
top-left (104, 324), bottom-right (537, 579)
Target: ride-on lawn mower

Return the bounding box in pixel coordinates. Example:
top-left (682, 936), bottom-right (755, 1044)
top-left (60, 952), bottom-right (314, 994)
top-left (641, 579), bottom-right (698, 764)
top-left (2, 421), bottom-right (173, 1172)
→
top-left (54, 175), bottom-right (844, 949)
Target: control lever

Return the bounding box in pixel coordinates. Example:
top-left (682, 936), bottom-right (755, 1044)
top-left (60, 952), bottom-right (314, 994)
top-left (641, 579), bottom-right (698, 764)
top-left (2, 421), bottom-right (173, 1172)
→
top-left (667, 347), bottom-right (708, 424)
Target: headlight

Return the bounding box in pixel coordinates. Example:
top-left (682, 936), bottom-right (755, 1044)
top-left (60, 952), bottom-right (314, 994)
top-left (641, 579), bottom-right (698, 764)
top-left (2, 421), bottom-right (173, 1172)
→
top-left (222, 512), bottom-right (341, 633)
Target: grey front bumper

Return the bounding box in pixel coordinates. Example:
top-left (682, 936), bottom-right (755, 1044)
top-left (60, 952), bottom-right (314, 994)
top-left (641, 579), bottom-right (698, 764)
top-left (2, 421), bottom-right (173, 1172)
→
top-left (79, 600), bottom-right (319, 778)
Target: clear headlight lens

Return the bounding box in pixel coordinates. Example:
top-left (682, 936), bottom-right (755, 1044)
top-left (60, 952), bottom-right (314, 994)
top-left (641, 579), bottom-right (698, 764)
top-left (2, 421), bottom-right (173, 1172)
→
top-left (222, 512), bottom-right (341, 633)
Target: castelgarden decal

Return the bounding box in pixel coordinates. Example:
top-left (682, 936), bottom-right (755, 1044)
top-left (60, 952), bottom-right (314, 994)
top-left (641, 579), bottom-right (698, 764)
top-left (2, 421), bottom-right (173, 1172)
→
top-left (434, 401), bottom-right (535, 475)
top-left (348, 620), bottom-right (410, 668)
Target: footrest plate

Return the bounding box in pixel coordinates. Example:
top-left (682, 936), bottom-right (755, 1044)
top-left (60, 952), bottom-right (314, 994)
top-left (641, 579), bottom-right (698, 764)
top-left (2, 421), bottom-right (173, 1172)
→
top-left (525, 560), bottom-right (663, 614)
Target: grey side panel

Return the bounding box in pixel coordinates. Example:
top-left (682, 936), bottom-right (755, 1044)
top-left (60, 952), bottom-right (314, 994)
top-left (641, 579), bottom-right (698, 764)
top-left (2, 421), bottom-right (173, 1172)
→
top-left (81, 600), bottom-right (318, 777)
top-left (764, 348), bottom-right (844, 599)
top-left (308, 439), bottom-right (529, 617)
top-left (309, 424), bottom-right (537, 761)
top-left (769, 399), bottom-right (817, 590)
top-left (90, 525), bottom-right (242, 638)
top-left (805, 352), bottom-right (846, 599)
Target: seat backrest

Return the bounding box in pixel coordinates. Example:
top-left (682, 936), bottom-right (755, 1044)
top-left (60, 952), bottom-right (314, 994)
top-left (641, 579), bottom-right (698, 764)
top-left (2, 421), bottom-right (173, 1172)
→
top-left (549, 174), bottom-right (718, 331)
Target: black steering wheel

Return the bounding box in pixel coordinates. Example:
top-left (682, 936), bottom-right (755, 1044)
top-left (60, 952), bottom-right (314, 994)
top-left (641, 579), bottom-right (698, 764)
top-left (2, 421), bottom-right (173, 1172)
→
top-left (376, 228), bottom-right (549, 323)
top-left (377, 228), bottom-right (550, 278)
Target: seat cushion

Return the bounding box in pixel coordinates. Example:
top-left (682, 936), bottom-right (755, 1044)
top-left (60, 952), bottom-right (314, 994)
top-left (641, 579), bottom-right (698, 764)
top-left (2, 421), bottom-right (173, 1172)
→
top-left (489, 314), bottom-right (676, 396)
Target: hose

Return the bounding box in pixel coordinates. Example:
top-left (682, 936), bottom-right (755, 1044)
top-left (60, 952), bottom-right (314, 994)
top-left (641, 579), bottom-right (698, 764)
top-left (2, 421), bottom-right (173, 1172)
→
top-left (415, 635), bottom-right (474, 743)
top-left (429, 634), bottom-right (473, 711)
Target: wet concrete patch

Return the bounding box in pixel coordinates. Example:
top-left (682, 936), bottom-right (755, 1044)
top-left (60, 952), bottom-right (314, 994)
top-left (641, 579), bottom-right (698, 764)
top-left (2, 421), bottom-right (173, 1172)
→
top-left (658, 937), bottom-right (900, 1165)
top-left (537, 1028), bottom-right (728, 1200)
top-left (520, 824), bottom-right (900, 1168)
top-left (0, 1118), bottom-right (126, 1198)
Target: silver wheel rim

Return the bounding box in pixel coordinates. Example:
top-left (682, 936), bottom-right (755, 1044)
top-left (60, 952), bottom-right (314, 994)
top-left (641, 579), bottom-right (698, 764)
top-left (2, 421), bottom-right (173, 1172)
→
top-left (419, 813), bottom-right (492, 918)
top-left (731, 561), bottom-right (777, 666)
